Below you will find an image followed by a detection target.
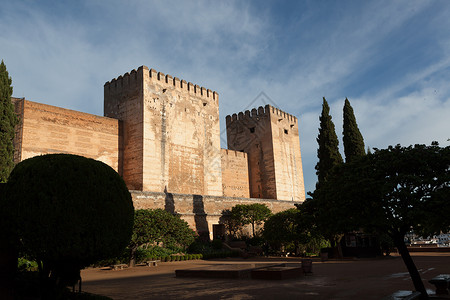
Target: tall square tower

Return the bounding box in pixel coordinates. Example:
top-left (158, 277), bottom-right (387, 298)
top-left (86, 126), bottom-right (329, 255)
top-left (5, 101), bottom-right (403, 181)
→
top-left (226, 105), bottom-right (305, 201)
top-left (104, 66), bottom-right (222, 196)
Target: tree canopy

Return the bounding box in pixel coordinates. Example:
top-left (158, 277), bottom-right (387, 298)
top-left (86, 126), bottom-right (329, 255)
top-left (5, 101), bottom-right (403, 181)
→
top-left (314, 144), bottom-right (450, 298)
top-left (3, 154), bottom-right (135, 291)
top-left (263, 207), bottom-right (321, 255)
top-left (231, 203), bottom-right (271, 237)
top-left (0, 60), bottom-right (18, 182)
top-left (342, 98), bottom-right (365, 162)
top-left (129, 209), bottom-right (196, 265)
top-left (315, 97), bottom-right (343, 189)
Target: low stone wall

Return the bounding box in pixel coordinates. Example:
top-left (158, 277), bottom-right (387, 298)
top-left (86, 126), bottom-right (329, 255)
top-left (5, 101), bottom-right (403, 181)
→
top-left (131, 190), bottom-right (301, 239)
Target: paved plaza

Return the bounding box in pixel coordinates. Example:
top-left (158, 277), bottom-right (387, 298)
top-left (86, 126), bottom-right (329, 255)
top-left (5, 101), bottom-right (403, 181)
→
top-left (81, 252), bottom-right (450, 299)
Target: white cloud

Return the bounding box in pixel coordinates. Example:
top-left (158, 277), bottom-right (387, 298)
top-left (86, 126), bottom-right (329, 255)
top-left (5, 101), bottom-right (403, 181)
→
top-left (2, 0), bottom-right (450, 197)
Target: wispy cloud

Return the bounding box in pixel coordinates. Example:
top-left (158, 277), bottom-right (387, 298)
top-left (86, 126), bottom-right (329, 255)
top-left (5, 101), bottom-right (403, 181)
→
top-left (1, 0), bottom-right (450, 196)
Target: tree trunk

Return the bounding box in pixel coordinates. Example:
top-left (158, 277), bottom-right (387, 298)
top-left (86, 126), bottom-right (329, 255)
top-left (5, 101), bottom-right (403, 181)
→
top-left (393, 233), bottom-right (428, 299)
top-left (251, 222), bottom-right (255, 237)
top-left (129, 247), bottom-right (137, 267)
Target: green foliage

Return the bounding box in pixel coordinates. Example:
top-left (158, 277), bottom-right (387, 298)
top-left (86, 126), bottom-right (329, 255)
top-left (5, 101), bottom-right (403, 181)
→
top-left (343, 98), bottom-right (365, 162)
top-left (3, 154), bottom-right (134, 289)
top-left (17, 257), bottom-right (38, 272)
top-left (221, 209), bottom-right (242, 238)
top-left (320, 144), bottom-right (450, 236)
top-left (211, 239), bottom-right (223, 250)
top-left (0, 60), bottom-right (18, 183)
top-left (230, 203), bottom-right (272, 237)
top-left (315, 143), bottom-right (450, 296)
top-left (129, 209), bottom-right (196, 264)
top-left (187, 239), bottom-right (237, 258)
top-left (315, 97), bottom-right (343, 189)
top-left (264, 208), bottom-right (324, 255)
top-left (263, 209), bottom-right (301, 245)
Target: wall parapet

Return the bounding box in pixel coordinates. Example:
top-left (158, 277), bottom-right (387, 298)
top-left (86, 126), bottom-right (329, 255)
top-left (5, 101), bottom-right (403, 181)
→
top-left (226, 104), bottom-right (297, 124)
top-left (221, 148), bottom-right (247, 158)
top-left (104, 66), bottom-right (219, 103)
top-left (131, 190), bottom-right (301, 206)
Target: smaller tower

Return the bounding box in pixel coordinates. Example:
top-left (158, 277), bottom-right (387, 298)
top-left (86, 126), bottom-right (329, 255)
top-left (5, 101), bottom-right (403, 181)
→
top-left (226, 105), bottom-right (305, 201)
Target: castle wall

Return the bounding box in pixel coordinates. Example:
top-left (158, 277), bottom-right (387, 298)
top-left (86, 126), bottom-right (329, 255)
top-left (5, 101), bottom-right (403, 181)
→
top-left (221, 149), bottom-right (250, 198)
top-left (268, 106), bottom-right (306, 201)
top-left (226, 105), bottom-right (305, 201)
top-left (104, 68), bottom-right (144, 189)
top-left (104, 66), bottom-right (222, 196)
top-left (131, 190), bottom-right (298, 239)
top-left (12, 98), bottom-right (120, 170)
top-left (226, 106), bottom-right (277, 199)
top-left (12, 98), bottom-right (24, 163)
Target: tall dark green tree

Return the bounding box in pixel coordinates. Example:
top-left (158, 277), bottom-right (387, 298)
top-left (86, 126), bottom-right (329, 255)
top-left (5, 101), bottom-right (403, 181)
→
top-left (0, 60), bottom-right (18, 182)
top-left (342, 98), bottom-right (365, 162)
top-left (316, 144), bottom-right (450, 299)
top-left (315, 97), bottom-right (343, 189)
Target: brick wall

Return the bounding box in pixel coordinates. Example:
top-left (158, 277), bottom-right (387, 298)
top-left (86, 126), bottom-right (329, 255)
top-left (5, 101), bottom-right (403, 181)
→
top-left (221, 148), bottom-right (250, 198)
top-left (13, 98), bottom-right (120, 170)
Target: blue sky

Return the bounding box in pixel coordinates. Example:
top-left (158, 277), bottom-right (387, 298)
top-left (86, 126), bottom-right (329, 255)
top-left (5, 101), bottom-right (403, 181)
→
top-left (1, 0), bottom-right (450, 196)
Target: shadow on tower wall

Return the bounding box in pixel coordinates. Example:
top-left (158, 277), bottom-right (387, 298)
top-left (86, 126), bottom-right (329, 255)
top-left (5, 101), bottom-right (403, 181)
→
top-left (164, 188), bottom-right (175, 214)
top-left (193, 195), bottom-right (209, 241)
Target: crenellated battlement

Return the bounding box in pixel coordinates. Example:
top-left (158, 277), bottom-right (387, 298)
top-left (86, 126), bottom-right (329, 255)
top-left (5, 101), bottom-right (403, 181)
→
top-left (221, 148), bottom-right (247, 158)
top-left (104, 66), bottom-right (219, 103)
top-left (226, 104), bottom-right (297, 124)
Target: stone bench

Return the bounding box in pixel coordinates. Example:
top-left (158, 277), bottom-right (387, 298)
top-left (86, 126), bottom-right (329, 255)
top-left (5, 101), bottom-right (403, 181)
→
top-left (429, 274), bottom-right (450, 295)
top-left (111, 264), bottom-right (128, 270)
top-left (145, 260), bottom-right (161, 267)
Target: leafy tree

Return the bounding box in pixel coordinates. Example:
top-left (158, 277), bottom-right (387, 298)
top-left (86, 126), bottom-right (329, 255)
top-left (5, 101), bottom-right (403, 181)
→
top-left (3, 154), bottom-right (134, 294)
top-left (318, 144), bottom-right (450, 298)
top-left (231, 204), bottom-right (271, 237)
top-left (315, 97), bottom-right (343, 189)
top-left (220, 209), bottom-right (242, 239)
top-left (0, 60), bottom-right (18, 182)
top-left (129, 209), bottom-right (195, 266)
top-left (342, 98), bottom-right (365, 162)
top-left (263, 208), bottom-right (311, 254)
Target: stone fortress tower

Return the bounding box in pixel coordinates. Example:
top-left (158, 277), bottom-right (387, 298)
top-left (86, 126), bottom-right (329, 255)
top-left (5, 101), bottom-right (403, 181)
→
top-left (12, 65), bottom-right (306, 237)
top-left (104, 66), bottom-right (222, 196)
top-left (226, 106), bottom-right (305, 201)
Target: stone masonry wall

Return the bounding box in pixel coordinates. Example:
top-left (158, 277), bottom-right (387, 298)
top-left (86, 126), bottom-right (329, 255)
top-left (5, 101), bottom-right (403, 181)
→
top-left (268, 106), bottom-right (306, 201)
top-left (221, 148), bottom-right (250, 198)
top-left (104, 68), bottom-right (144, 189)
top-left (131, 190), bottom-right (299, 239)
top-left (226, 105), bottom-right (277, 199)
top-left (13, 98), bottom-right (120, 170)
top-left (226, 105), bottom-right (305, 201)
top-left (104, 66), bottom-right (222, 196)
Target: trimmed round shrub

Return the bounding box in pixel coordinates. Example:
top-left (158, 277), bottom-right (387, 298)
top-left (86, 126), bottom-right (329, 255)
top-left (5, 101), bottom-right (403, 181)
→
top-left (3, 154), bottom-right (134, 284)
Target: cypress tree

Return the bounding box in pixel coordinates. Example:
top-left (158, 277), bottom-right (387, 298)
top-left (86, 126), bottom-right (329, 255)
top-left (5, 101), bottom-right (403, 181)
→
top-left (0, 60), bottom-right (18, 182)
top-left (342, 98), bottom-right (365, 162)
top-left (315, 97), bottom-right (343, 189)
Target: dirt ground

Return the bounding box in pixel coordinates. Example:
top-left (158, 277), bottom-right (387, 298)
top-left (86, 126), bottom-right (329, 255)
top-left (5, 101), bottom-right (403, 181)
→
top-left (81, 252), bottom-right (450, 300)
